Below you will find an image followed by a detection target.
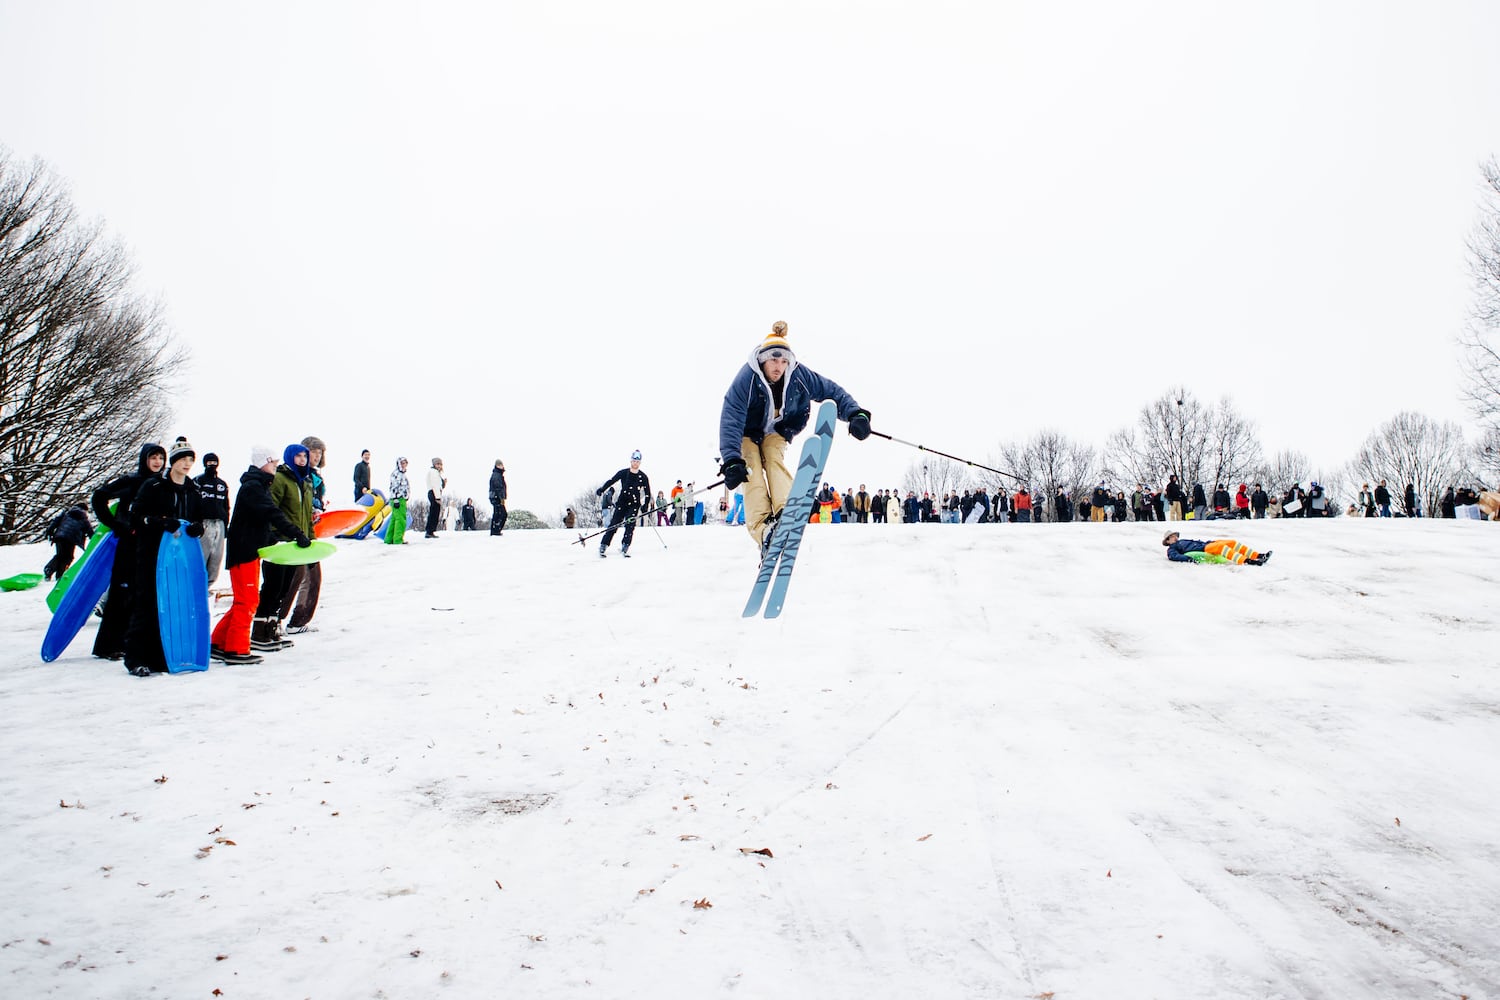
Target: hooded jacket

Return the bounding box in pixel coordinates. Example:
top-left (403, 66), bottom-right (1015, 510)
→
top-left (718, 347), bottom-right (861, 466)
top-left (227, 466), bottom-right (307, 568)
top-left (389, 458), bottom-right (410, 499)
top-left (92, 443), bottom-right (166, 536)
top-left (271, 445), bottom-right (316, 539)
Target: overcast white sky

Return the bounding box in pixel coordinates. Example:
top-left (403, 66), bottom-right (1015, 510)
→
top-left (4, 1), bottom-right (1498, 513)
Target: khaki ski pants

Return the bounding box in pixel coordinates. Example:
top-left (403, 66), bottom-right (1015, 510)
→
top-left (742, 433), bottom-right (791, 547)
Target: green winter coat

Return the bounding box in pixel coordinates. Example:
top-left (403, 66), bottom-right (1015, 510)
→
top-left (271, 465), bottom-right (316, 539)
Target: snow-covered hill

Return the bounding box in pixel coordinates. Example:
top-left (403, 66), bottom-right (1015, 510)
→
top-left (2, 517), bottom-right (1497, 999)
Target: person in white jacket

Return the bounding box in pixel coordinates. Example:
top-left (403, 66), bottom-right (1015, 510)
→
top-left (424, 458), bottom-right (446, 538)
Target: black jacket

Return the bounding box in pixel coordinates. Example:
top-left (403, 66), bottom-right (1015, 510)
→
top-left (353, 460), bottom-right (371, 501)
top-left (131, 474), bottom-right (203, 535)
top-left (489, 468), bottom-right (508, 504)
top-left (598, 468), bottom-right (650, 514)
top-left (1251, 488), bottom-right (1268, 511)
top-left (1191, 484), bottom-right (1207, 507)
top-left (128, 474), bottom-right (205, 589)
top-left (92, 444), bottom-right (164, 536)
top-left (1212, 487), bottom-right (1231, 509)
top-left (226, 466), bottom-right (306, 568)
top-left (47, 507), bottom-right (93, 547)
top-left (195, 471), bottom-right (231, 521)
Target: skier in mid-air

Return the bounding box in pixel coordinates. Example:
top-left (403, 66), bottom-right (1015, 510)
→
top-left (718, 321), bottom-right (870, 555)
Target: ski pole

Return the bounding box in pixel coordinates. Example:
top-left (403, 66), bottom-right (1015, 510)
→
top-left (574, 479), bottom-right (726, 545)
top-left (866, 431), bottom-right (1023, 482)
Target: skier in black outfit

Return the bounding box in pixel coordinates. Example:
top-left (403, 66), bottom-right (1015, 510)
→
top-left (489, 460), bottom-right (508, 536)
top-left (43, 506), bottom-right (93, 581)
top-left (123, 438), bottom-right (205, 676)
top-left (90, 442), bottom-right (166, 660)
top-left (596, 451), bottom-right (650, 557)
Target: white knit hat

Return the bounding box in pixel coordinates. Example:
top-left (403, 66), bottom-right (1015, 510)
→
top-left (250, 444), bottom-right (279, 467)
top-left (169, 437), bottom-right (196, 463)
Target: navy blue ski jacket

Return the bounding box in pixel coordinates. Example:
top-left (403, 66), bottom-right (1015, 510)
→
top-left (1166, 538), bottom-right (1209, 562)
top-left (718, 351), bottom-right (861, 465)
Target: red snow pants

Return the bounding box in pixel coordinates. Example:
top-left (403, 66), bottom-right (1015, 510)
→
top-left (211, 560), bottom-right (261, 655)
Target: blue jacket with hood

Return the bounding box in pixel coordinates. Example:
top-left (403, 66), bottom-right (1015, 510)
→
top-left (718, 347), bottom-right (861, 465)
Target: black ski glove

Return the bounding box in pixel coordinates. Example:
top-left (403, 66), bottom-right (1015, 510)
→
top-left (595, 487), bottom-right (604, 497)
top-left (185, 522), bottom-right (205, 538)
top-left (848, 410), bottom-right (872, 441)
top-left (720, 458), bottom-right (748, 491)
top-left (295, 533), bottom-right (313, 548)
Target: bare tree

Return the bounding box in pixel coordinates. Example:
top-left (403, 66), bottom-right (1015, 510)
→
top-left (1100, 427), bottom-right (1161, 492)
top-left (1472, 426), bottom-right (1500, 487)
top-left (1107, 387), bottom-right (1262, 495)
top-left (998, 430), bottom-right (1095, 522)
top-left (0, 150), bottom-right (181, 545)
top-left (1201, 398), bottom-right (1264, 492)
top-left (1347, 412), bottom-right (1468, 517)
top-left (1461, 158), bottom-right (1500, 430)
top-left (901, 456), bottom-right (969, 500)
top-left (567, 483), bottom-right (606, 528)
top-left (1254, 449), bottom-right (1313, 495)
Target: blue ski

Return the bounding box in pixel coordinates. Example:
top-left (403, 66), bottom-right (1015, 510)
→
top-left (743, 401), bottom-right (837, 618)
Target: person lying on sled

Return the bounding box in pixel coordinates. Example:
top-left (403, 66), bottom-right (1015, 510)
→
top-left (1162, 531), bottom-right (1271, 566)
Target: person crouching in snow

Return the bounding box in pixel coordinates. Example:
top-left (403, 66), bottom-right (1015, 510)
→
top-left (717, 321), bottom-right (870, 555)
top-left (1162, 530), bottom-right (1271, 566)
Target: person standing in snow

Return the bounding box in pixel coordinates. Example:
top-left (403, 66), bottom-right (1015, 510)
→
top-left (194, 452), bottom-right (231, 589)
top-left (122, 438), bottom-right (205, 676)
top-left (718, 321), bottom-right (870, 555)
top-left (212, 445), bottom-right (310, 665)
top-left (595, 450), bottom-right (650, 557)
top-left (253, 443), bottom-right (315, 651)
top-left (389, 457), bottom-right (410, 500)
top-left (489, 460), bottom-right (508, 536)
top-left (424, 457), bottom-right (446, 538)
top-left (1162, 530), bottom-right (1271, 566)
top-left (353, 449), bottom-right (372, 502)
top-left (90, 442), bottom-right (167, 661)
top-left (280, 435), bottom-right (328, 635)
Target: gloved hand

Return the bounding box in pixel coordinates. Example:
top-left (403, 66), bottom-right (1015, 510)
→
top-left (295, 533), bottom-right (313, 548)
top-left (720, 458), bottom-right (748, 491)
top-left (848, 410), bottom-right (872, 441)
top-left (185, 522), bottom-right (204, 538)
top-left (595, 487), bottom-right (604, 497)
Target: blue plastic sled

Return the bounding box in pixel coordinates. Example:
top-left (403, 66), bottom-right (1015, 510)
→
top-left (41, 531), bottom-right (118, 662)
top-left (157, 521), bottom-right (210, 672)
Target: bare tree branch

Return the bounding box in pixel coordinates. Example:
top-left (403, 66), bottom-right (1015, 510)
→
top-left (0, 149), bottom-right (179, 544)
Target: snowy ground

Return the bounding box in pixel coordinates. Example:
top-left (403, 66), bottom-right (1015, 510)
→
top-left (2, 517), bottom-right (1498, 1000)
